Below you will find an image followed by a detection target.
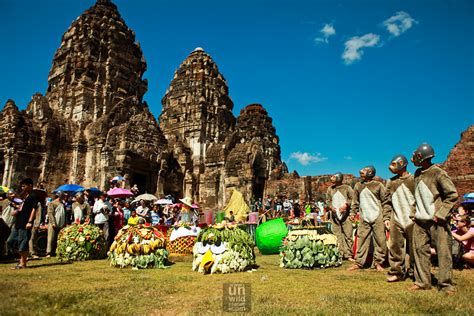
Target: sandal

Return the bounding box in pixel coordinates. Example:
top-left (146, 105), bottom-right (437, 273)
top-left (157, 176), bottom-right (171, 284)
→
top-left (11, 264), bottom-right (26, 270)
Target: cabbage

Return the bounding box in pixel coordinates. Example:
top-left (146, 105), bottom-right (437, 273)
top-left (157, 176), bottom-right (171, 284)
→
top-left (280, 228), bottom-right (342, 269)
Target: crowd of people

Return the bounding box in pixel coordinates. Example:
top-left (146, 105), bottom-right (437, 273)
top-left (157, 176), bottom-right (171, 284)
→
top-left (0, 178), bottom-right (197, 268)
top-left (232, 143), bottom-right (473, 294)
top-left (0, 142), bottom-right (472, 294)
top-left (325, 143), bottom-right (473, 295)
top-left (250, 196), bottom-right (327, 224)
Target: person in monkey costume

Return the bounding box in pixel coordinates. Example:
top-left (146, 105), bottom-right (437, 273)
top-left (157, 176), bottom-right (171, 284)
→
top-left (326, 172), bottom-right (354, 260)
top-left (408, 143), bottom-right (458, 294)
top-left (384, 154), bottom-right (415, 282)
top-left (348, 166), bottom-right (388, 272)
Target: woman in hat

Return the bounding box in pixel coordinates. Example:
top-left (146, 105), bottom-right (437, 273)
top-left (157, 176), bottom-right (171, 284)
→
top-left (179, 197), bottom-right (195, 224)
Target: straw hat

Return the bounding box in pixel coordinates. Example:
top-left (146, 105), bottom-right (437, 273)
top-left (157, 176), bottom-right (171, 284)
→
top-left (179, 197), bottom-right (193, 207)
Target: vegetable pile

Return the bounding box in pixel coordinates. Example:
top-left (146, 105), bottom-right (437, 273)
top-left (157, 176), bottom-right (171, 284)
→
top-left (108, 225), bottom-right (168, 269)
top-left (57, 224), bottom-right (107, 262)
top-left (280, 227), bottom-right (342, 269)
top-left (192, 223), bottom-right (256, 274)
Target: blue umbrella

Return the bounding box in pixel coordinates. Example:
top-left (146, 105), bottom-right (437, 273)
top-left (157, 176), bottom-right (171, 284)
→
top-left (463, 192), bottom-right (474, 199)
top-left (86, 187), bottom-right (102, 197)
top-left (54, 184), bottom-right (84, 193)
top-left (461, 199), bottom-right (474, 205)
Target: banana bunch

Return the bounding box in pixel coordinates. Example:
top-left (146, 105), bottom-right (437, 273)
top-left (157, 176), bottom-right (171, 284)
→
top-left (108, 225), bottom-right (168, 269)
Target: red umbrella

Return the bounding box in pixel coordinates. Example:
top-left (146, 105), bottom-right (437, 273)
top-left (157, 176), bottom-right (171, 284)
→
top-left (107, 188), bottom-right (134, 198)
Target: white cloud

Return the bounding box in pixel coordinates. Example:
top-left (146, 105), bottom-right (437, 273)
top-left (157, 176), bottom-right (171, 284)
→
top-left (344, 156), bottom-right (353, 160)
top-left (383, 11), bottom-right (418, 37)
top-left (315, 23), bottom-right (336, 44)
top-left (290, 152), bottom-right (328, 166)
top-left (342, 33), bottom-right (380, 65)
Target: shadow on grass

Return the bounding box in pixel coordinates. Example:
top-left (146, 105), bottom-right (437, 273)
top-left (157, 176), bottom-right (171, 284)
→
top-left (27, 262), bottom-right (73, 269)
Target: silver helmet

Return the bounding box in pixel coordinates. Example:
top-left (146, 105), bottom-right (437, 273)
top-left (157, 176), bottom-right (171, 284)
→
top-left (332, 172), bottom-right (343, 184)
top-left (360, 165), bottom-right (376, 179)
top-left (412, 143), bottom-right (435, 166)
top-left (389, 154), bottom-right (408, 173)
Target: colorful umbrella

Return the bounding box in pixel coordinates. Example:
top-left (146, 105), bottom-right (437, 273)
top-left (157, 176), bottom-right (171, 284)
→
top-left (134, 193), bottom-right (157, 201)
top-left (155, 198), bottom-right (173, 205)
top-left (463, 192), bottom-right (474, 199)
top-left (107, 187), bottom-right (134, 198)
top-left (54, 184), bottom-right (84, 193)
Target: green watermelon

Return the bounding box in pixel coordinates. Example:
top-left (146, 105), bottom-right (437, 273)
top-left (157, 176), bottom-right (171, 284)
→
top-left (255, 218), bottom-right (288, 254)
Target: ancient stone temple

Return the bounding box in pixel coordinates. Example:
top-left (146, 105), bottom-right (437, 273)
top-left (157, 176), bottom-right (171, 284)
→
top-left (159, 47), bottom-right (236, 203)
top-left (0, 0), bottom-right (288, 208)
top-left (443, 125), bottom-right (474, 199)
top-left (160, 48), bottom-right (287, 207)
top-left (221, 104), bottom-right (286, 204)
top-left (0, 0), bottom-right (173, 194)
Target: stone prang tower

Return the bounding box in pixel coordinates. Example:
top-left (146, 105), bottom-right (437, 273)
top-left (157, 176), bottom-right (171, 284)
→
top-left (0, 0), bottom-right (288, 209)
top-left (0, 0), bottom-right (173, 194)
top-left (160, 48), bottom-right (287, 207)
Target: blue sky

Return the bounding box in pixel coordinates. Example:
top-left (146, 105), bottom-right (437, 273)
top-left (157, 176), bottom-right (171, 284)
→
top-left (1, 0), bottom-right (473, 179)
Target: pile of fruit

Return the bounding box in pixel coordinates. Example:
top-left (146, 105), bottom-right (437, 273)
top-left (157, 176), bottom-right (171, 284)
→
top-left (280, 227), bottom-right (342, 269)
top-left (57, 224), bottom-right (107, 262)
top-left (108, 225), bottom-right (168, 269)
top-left (192, 222), bottom-right (256, 274)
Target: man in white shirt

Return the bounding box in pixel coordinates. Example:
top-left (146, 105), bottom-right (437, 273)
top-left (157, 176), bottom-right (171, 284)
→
top-left (283, 198), bottom-right (292, 217)
top-left (93, 193), bottom-right (112, 245)
top-left (136, 200), bottom-right (149, 217)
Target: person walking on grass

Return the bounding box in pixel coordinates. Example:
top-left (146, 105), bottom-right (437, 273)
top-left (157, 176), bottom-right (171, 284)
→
top-left (326, 172), bottom-right (354, 261)
top-left (348, 166), bottom-right (388, 272)
top-left (384, 155), bottom-right (415, 282)
top-left (7, 178), bottom-right (39, 269)
top-left (408, 143), bottom-right (458, 294)
top-left (46, 191), bottom-right (66, 257)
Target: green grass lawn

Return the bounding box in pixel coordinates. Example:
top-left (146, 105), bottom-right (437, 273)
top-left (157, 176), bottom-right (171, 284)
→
top-left (0, 255), bottom-right (472, 315)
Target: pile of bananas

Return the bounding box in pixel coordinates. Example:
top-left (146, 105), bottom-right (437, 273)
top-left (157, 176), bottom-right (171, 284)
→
top-left (108, 225), bottom-right (169, 269)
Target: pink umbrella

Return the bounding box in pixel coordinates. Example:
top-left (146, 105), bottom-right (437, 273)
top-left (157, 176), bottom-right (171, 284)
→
top-left (191, 203), bottom-right (200, 209)
top-left (107, 188), bottom-right (134, 198)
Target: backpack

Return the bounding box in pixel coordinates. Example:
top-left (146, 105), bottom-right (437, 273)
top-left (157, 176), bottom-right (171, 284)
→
top-left (54, 203), bottom-right (66, 228)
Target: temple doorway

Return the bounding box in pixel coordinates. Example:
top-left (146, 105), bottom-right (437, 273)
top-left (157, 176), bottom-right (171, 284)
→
top-left (162, 157), bottom-right (184, 199)
top-left (131, 172), bottom-right (147, 193)
top-left (251, 153), bottom-right (266, 201)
